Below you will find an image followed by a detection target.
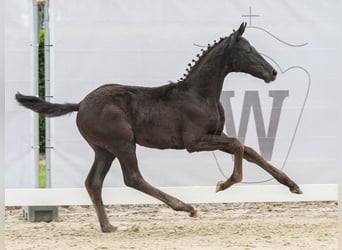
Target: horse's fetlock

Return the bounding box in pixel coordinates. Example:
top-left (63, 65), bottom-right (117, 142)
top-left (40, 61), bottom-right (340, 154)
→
top-left (230, 173), bottom-right (242, 184)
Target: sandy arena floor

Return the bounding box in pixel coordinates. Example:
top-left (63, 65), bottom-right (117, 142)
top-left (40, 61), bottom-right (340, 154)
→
top-left (5, 201), bottom-right (338, 250)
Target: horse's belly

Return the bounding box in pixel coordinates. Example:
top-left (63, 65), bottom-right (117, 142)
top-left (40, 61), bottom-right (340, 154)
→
top-left (134, 126), bottom-right (185, 150)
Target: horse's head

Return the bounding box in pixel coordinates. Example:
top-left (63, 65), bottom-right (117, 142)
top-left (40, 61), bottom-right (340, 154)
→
top-left (225, 22), bottom-right (277, 83)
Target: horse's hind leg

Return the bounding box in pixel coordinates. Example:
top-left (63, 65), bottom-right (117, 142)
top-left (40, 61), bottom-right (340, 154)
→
top-left (243, 145), bottom-right (302, 194)
top-left (114, 143), bottom-right (199, 218)
top-left (85, 146), bottom-right (116, 233)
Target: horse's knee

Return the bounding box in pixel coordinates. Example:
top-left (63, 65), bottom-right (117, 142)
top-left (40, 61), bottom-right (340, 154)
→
top-left (231, 138), bottom-right (244, 155)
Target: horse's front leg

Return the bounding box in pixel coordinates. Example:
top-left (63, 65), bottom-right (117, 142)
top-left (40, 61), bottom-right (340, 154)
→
top-left (243, 145), bottom-right (302, 194)
top-left (186, 134), bottom-right (244, 192)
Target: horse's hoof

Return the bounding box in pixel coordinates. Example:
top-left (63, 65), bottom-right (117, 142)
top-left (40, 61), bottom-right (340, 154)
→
top-left (101, 224), bottom-right (118, 233)
top-left (190, 210), bottom-right (201, 218)
top-left (290, 186), bottom-right (303, 194)
top-left (216, 181), bottom-right (225, 192)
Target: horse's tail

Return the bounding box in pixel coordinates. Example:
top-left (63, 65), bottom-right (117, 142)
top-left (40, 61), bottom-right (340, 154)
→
top-left (15, 93), bottom-right (79, 117)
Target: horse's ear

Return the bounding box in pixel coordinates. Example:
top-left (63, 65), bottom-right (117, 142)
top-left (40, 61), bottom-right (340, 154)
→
top-left (230, 22), bottom-right (247, 44)
top-left (226, 22), bottom-right (247, 49)
top-left (237, 22), bottom-right (247, 36)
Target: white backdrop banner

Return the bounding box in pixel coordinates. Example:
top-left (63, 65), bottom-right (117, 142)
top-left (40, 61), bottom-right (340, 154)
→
top-left (49, 0), bottom-right (340, 188)
top-left (5, 0), bottom-right (36, 188)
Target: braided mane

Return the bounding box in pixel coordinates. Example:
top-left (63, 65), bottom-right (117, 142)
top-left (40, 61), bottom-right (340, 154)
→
top-left (177, 34), bottom-right (232, 82)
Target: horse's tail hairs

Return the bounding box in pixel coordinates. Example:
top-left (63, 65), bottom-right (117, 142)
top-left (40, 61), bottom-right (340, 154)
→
top-left (15, 92), bottom-right (79, 117)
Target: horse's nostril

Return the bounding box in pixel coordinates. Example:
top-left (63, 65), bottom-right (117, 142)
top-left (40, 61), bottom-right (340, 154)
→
top-left (272, 70), bottom-right (277, 77)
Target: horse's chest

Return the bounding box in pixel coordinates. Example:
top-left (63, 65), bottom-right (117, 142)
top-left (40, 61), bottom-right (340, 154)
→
top-left (205, 113), bottom-right (223, 134)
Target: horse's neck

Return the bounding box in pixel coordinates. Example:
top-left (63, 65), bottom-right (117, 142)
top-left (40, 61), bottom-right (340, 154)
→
top-left (186, 69), bottom-right (226, 103)
top-left (183, 43), bottom-right (231, 103)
